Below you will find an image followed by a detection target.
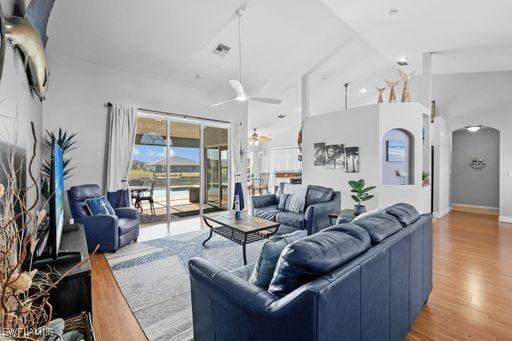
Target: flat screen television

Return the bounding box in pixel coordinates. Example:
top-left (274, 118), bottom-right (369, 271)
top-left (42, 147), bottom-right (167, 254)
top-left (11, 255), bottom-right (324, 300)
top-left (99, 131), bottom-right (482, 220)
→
top-left (32, 143), bottom-right (81, 267)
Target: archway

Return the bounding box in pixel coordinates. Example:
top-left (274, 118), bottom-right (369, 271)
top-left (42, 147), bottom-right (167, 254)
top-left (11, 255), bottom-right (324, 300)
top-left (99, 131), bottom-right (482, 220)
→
top-left (382, 128), bottom-right (415, 185)
top-left (451, 126), bottom-right (500, 212)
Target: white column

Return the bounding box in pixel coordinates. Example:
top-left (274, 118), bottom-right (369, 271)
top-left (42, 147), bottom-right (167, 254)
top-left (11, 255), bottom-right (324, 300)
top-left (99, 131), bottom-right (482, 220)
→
top-left (422, 52), bottom-right (432, 111)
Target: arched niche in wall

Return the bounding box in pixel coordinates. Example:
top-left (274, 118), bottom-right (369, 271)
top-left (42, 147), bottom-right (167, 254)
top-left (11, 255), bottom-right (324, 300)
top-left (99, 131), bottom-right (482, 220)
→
top-left (382, 128), bottom-right (414, 185)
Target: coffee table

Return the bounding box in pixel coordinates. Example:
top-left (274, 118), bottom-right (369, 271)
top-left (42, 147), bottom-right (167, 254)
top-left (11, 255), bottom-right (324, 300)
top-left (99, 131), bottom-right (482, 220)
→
top-left (202, 211), bottom-right (280, 265)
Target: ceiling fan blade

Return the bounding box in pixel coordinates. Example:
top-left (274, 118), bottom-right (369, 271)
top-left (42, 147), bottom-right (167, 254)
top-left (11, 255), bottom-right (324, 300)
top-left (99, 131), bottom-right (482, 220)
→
top-left (229, 80), bottom-right (245, 96)
top-left (209, 97), bottom-right (238, 107)
top-left (248, 97), bottom-right (282, 105)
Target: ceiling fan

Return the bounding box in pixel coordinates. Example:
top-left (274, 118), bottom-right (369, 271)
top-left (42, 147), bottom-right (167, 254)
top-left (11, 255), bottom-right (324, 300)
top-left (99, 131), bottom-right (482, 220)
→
top-left (248, 128), bottom-right (271, 146)
top-left (210, 9), bottom-right (282, 107)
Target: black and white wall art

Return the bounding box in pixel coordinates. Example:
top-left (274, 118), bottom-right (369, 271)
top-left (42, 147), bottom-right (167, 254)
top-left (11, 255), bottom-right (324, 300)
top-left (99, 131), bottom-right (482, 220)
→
top-left (314, 143), bottom-right (326, 166)
top-left (325, 144), bottom-right (336, 169)
top-left (345, 146), bottom-right (360, 173)
top-left (334, 144), bottom-right (345, 168)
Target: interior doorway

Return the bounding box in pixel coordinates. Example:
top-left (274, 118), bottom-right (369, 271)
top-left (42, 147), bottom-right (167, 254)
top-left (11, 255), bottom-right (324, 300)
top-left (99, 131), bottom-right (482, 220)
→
top-left (128, 113), bottom-right (230, 227)
top-left (451, 126), bottom-right (500, 214)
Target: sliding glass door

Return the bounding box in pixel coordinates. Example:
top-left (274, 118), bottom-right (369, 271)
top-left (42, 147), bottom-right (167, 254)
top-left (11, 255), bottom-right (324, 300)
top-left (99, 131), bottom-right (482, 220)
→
top-left (203, 127), bottom-right (229, 210)
top-left (129, 114), bottom-right (230, 225)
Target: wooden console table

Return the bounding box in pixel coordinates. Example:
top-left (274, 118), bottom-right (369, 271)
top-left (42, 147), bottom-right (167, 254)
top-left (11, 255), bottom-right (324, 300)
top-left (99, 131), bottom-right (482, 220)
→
top-left (43, 225), bottom-right (92, 319)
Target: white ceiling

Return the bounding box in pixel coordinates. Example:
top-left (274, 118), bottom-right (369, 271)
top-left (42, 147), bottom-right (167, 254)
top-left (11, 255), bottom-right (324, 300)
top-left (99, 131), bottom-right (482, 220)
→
top-left (46, 0), bottom-right (512, 140)
top-left (321, 0), bottom-right (512, 74)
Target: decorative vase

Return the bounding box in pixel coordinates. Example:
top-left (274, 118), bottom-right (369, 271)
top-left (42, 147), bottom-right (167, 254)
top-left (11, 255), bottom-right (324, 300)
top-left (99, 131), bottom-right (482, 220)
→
top-left (354, 204), bottom-right (366, 216)
top-left (376, 87), bottom-right (385, 103)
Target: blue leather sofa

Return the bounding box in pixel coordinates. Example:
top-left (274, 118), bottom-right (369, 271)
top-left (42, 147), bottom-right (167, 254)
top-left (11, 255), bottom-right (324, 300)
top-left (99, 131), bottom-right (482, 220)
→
top-left (67, 184), bottom-right (140, 252)
top-left (189, 204), bottom-right (432, 341)
top-left (251, 183), bottom-right (341, 235)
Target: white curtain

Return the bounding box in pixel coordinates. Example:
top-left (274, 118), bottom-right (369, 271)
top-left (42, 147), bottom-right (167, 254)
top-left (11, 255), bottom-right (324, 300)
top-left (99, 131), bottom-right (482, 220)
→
top-left (105, 104), bottom-right (137, 207)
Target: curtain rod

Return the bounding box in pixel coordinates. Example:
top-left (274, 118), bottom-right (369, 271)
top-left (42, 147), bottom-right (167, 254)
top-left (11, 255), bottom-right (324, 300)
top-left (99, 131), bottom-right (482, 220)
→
top-left (105, 102), bottom-right (232, 125)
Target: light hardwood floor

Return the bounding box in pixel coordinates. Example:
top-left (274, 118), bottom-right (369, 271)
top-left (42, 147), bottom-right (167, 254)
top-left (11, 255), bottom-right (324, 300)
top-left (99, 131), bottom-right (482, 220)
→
top-left (90, 211), bottom-right (512, 340)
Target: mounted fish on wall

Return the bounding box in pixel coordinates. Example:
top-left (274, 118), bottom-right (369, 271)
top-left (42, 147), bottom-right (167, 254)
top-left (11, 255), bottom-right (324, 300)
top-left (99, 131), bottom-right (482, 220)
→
top-left (0, 0), bottom-right (56, 101)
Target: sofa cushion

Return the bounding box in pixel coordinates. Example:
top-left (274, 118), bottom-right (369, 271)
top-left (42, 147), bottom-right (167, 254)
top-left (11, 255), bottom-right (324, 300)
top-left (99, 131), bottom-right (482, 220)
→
top-left (249, 230), bottom-right (306, 289)
top-left (385, 203), bottom-right (420, 227)
top-left (353, 212), bottom-right (402, 244)
top-left (253, 205), bottom-right (281, 221)
top-left (268, 226), bottom-right (370, 297)
top-left (305, 185), bottom-right (334, 206)
top-left (118, 218), bottom-right (139, 235)
top-left (277, 194), bottom-right (289, 210)
top-left (276, 211), bottom-right (305, 230)
top-left (322, 223), bottom-right (371, 248)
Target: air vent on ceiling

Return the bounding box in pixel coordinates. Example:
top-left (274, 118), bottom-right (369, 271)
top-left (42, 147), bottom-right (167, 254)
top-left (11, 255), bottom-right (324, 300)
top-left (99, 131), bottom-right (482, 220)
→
top-left (277, 114), bottom-right (286, 119)
top-left (213, 43), bottom-right (231, 57)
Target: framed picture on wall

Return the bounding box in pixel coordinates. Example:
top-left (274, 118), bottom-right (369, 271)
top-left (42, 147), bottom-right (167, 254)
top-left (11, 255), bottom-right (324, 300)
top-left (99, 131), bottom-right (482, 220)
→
top-left (386, 140), bottom-right (406, 162)
top-left (334, 144), bottom-right (345, 168)
top-left (345, 146), bottom-right (360, 173)
top-left (325, 145), bottom-right (336, 169)
top-left (314, 143), bottom-right (326, 166)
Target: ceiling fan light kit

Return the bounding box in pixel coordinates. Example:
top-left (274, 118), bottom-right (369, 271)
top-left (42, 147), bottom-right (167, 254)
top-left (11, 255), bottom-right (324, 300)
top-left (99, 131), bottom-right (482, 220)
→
top-left (210, 8), bottom-right (282, 107)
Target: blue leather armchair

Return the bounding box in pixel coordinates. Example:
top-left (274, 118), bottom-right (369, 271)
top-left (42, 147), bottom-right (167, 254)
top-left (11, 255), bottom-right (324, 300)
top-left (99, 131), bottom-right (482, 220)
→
top-left (67, 184), bottom-right (140, 252)
top-left (252, 183), bottom-right (341, 235)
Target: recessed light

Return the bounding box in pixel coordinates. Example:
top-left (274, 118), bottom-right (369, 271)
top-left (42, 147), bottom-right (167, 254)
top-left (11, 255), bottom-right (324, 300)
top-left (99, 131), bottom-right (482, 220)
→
top-left (397, 56), bottom-right (408, 66)
top-left (386, 8), bottom-right (399, 16)
top-left (358, 88), bottom-right (368, 94)
top-left (466, 125), bottom-right (482, 133)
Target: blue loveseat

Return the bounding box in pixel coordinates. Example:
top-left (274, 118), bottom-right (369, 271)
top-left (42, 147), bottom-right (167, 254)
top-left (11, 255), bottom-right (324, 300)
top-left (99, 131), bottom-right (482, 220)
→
top-left (67, 184), bottom-right (140, 252)
top-left (189, 203), bottom-right (433, 341)
top-left (251, 183), bottom-right (341, 235)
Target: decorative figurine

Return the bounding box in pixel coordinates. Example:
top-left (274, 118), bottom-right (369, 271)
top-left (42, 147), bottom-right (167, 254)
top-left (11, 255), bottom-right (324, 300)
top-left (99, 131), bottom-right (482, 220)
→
top-left (399, 70), bottom-right (415, 102)
top-left (376, 87), bottom-right (385, 103)
top-left (385, 79), bottom-right (400, 103)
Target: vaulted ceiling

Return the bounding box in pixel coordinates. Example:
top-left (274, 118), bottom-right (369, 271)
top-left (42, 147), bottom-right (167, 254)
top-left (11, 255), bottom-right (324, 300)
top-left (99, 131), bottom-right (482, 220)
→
top-left (47, 0), bottom-right (512, 140)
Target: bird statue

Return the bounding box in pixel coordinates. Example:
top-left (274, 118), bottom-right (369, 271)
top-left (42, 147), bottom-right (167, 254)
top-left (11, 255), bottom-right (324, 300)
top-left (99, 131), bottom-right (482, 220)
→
top-left (385, 79), bottom-right (400, 103)
top-left (0, 0), bottom-right (56, 101)
top-left (399, 70), bottom-right (415, 102)
top-left (376, 87), bottom-right (386, 103)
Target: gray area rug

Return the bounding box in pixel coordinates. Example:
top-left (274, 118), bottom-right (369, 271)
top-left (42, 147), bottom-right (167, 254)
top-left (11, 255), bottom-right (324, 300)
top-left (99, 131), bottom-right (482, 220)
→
top-left (105, 230), bottom-right (264, 341)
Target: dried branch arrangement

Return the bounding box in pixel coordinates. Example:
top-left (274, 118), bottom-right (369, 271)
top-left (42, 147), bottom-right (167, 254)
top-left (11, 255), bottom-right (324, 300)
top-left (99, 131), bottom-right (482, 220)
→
top-left (0, 122), bottom-right (94, 340)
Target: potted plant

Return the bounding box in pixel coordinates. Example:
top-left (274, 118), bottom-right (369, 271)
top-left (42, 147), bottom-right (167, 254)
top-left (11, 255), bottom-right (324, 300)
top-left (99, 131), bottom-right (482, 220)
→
top-left (422, 171), bottom-right (430, 186)
top-left (348, 179), bottom-right (376, 215)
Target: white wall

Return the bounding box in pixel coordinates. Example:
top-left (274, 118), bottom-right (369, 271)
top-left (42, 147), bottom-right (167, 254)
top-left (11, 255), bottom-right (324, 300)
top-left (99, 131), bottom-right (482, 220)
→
top-left (302, 103), bottom-right (431, 213)
top-left (0, 0), bottom-right (43, 207)
top-left (431, 117), bottom-right (451, 217)
top-left (303, 105), bottom-right (380, 210)
top-left (43, 54), bottom-right (248, 203)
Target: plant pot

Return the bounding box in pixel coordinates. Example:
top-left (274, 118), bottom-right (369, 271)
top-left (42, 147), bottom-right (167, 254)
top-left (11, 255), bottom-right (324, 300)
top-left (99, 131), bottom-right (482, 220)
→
top-left (354, 205), bottom-right (366, 216)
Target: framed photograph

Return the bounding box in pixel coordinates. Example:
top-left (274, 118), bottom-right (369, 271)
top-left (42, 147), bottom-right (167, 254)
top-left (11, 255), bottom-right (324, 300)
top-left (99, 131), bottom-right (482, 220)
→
top-left (386, 140), bottom-right (406, 162)
top-left (334, 144), bottom-right (345, 168)
top-left (345, 146), bottom-right (360, 173)
top-left (325, 144), bottom-right (336, 169)
top-left (314, 143), bottom-right (326, 166)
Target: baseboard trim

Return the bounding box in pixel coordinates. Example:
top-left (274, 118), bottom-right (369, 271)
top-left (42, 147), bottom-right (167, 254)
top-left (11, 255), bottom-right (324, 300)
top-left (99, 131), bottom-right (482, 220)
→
top-left (452, 204), bottom-right (499, 216)
top-left (433, 206), bottom-right (452, 219)
top-left (499, 216), bottom-right (512, 224)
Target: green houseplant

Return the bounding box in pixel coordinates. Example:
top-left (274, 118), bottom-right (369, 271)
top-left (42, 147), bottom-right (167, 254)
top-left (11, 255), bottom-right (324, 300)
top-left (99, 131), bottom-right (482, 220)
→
top-left (348, 179), bottom-right (376, 215)
top-left (41, 128), bottom-right (78, 198)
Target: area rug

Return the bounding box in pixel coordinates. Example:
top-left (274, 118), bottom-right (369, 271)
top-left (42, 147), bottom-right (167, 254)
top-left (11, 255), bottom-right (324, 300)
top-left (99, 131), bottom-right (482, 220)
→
top-left (105, 230), bottom-right (264, 341)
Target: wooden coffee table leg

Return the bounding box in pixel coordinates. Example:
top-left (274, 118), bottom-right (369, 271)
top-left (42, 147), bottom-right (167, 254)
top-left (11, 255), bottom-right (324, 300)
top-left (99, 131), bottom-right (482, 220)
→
top-left (202, 217), bottom-right (214, 246)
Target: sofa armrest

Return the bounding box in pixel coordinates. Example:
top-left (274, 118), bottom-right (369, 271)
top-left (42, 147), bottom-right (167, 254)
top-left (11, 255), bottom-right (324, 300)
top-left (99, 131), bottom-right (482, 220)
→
top-left (114, 207), bottom-right (139, 220)
top-left (305, 191), bottom-right (341, 234)
top-left (252, 194), bottom-right (277, 209)
top-left (77, 215), bottom-right (119, 251)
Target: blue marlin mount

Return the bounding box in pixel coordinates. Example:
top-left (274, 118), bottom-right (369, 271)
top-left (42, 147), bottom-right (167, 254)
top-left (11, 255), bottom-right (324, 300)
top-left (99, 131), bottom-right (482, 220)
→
top-left (0, 0), bottom-right (56, 101)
